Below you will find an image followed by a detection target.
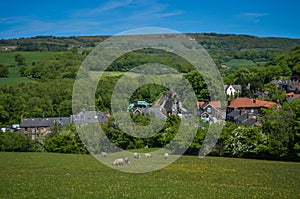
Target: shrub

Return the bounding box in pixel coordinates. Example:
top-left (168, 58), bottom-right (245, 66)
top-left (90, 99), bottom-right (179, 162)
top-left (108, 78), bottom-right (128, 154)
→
top-left (0, 132), bottom-right (35, 152)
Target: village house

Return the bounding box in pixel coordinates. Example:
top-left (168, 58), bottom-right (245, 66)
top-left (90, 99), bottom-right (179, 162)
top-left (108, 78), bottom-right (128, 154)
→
top-left (197, 101), bottom-right (223, 122)
top-left (157, 91), bottom-right (193, 118)
top-left (285, 91), bottom-right (300, 102)
top-left (224, 84), bottom-right (241, 97)
top-left (128, 99), bottom-right (168, 119)
top-left (273, 79), bottom-right (300, 93)
top-left (20, 111), bottom-right (110, 139)
top-left (226, 97), bottom-right (276, 126)
top-left (20, 117), bottom-right (70, 139)
top-left (128, 99), bottom-right (152, 116)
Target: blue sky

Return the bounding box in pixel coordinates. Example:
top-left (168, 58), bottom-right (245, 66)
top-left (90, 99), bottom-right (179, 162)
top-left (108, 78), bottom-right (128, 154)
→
top-left (0, 0), bottom-right (299, 39)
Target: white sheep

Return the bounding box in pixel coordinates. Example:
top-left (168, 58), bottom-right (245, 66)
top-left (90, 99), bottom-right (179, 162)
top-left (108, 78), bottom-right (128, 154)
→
top-left (133, 152), bottom-right (141, 159)
top-left (112, 158), bottom-right (124, 166)
top-left (124, 157), bottom-right (131, 164)
top-left (112, 158), bottom-right (131, 166)
top-left (164, 153), bottom-right (169, 160)
top-left (101, 152), bottom-right (107, 157)
top-left (144, 153), bottom-right (152, 158)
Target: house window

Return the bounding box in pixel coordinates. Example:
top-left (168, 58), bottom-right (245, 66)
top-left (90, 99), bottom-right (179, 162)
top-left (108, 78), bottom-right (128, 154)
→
top-left (207, 107), bottom-right (212, 113)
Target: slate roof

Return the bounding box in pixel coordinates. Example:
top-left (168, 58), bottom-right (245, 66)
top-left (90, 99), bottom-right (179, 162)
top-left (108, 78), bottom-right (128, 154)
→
top-left (243, 118), bottom-right (257, 126)
top-left (226, 110), bottom-right (257, 126)
top-left (20, 117), bottom-right (70, 128)
top-left (71, 111), bottom-right (110, 123)
top-left (227, 98), bottom-right (276, 109)
top-left (226, 110), bottom-right (240, 118)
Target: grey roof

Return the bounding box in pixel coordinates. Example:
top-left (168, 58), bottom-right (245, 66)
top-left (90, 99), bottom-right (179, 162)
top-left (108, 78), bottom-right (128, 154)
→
top-left (236, 113), bottom-right (248, 123)
top-left (20, 117), bottom-right (70, 128)
top-left (243, 118), bottom-right (257, 126)
top-left (226, 110), bottom-right (257, 126)
top-left (71, 111), bottom-right (109, 123)
top-left (227, 110), bottom-right (240, 118)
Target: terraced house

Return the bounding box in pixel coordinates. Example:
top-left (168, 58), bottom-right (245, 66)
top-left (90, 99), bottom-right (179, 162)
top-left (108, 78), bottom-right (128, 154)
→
top-left (20, 111), bottom-right (110, 139)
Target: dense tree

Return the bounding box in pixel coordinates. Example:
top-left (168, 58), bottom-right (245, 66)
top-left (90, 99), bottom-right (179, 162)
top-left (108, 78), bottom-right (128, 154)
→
top-left (289, 99), bottom-right (300, 159)
top-left (25, 48), bottom-right (84, 79)
top-left (19, 65), bottom-right (27, 77)
top-left (44, 124), bottom-right (87, 154)
top-left (224, 126), bottom-right (263, 158)
top-left (261, 103), bottom-right (294, 159)
top-left (0, 132), bottom-right (37, 152)
top-left (15, 53), bottom-right (26, 66)
top-left (184, 70), bottom-right (210, 101)
top-left (0, 64), bottom-right (9, 77)
top-left (264, 82), bottom-right (286, 103)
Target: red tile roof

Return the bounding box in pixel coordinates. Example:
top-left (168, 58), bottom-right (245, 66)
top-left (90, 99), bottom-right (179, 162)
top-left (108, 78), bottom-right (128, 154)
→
top-left (197, 101), bottom-right (221, 109)
top-left (227, 98), bottom-right (276, 109)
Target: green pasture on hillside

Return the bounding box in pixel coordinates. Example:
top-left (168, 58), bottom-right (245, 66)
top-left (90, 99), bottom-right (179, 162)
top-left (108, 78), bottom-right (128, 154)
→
top-left (225, 59), bottom-right (257, 68)
top-left (0, 51), bottom-right (63, 66)
top-left (0, 152), bottom-right (299, 198)
top-left (0, 51), bottom-right (62, 85)
top-left (0, 66), bottom-right (34, 85)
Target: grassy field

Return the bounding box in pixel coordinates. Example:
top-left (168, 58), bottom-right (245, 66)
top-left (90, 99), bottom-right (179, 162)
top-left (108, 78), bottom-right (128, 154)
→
top-left (0, 51), bottom-right (63, 66)
top-left (225, 59), bottom-right (257, 68)
top-left (0, 152), bottom-right (299, 198)
top-left (0, 66), bottom-right (34, 85)
top-left (0, 51), bottom-right (63, 85)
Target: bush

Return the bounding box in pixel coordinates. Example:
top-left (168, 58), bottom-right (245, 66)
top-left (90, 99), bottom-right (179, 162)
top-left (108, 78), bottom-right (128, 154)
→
top-left (0, 64), bottom-right (9, 77)
top-left (0, 132), bottom-right (35, 152)
top-left (44, 131), bottom-right (87, 154)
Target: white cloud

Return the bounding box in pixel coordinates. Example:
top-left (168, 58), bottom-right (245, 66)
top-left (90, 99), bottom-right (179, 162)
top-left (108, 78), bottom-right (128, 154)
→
top-left (70, 0), bottom-right (134, 18)
top-left (154, 10), bottom-right (184, 18)
top-left (241, 12), bottom-right (268, 18)
top-left (85, 0), bottom-right (133, 15)
top-left (235, 12), bottom-right (268, 23)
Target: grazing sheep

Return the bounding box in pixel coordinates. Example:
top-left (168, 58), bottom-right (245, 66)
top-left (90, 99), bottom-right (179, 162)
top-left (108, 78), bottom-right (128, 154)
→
top-left (101, 152), bottom-right (107, 157)
top-left (112, 158), bottom-right (131, 166)
top-left (144, 153), bottom-right (152, 158)
top-left (124, 157), bottom-right (131, 164)
top-left (112, 158), bottom-right (125, 166)
top-left (164, 153), bottom-right (169, 160)
top-left (133, 152), bottom-right (141, 159)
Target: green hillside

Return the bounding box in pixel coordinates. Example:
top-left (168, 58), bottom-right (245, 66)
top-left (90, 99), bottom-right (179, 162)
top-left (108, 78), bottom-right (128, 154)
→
top-left (0, 152), bottom-right (299, 198)
top-left (0, 51), bottom-right (63, 85)
top-left (1, 33), bottom-right (300, 69)
top-left (0, 51), bottom-right (63, 66)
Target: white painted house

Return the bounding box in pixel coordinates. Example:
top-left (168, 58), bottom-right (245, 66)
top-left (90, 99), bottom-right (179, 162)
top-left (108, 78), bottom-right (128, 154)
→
top-left (224, 84), bottom-right (241, 96)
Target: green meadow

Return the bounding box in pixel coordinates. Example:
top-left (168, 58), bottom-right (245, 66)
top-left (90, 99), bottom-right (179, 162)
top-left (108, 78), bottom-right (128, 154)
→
top-left (0, 66), bottom-right (33, 85)
top-left (0, 152), bottom-right (299, 199)
top-left (0, 51), bottom-right (62, 85)
top-left (0, 51), bottom-right (63, 66)
top-left (225, 59), bottom-right (257, 68)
